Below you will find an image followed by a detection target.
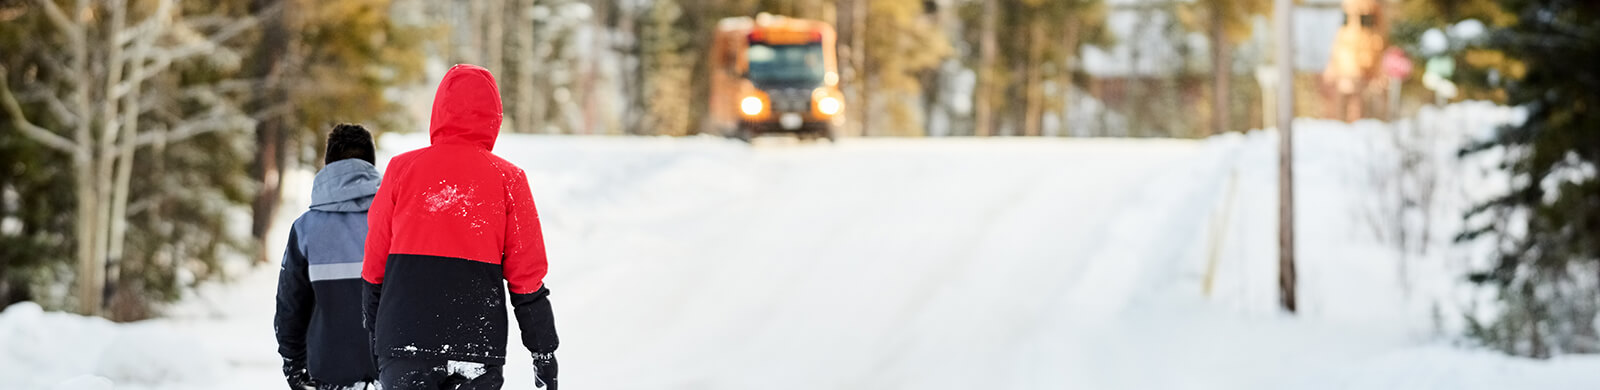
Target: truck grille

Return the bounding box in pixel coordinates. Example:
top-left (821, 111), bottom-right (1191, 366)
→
top-left (768, 89), bottom-right (811, 113)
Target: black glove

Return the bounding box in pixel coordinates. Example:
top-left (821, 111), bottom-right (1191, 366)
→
top-left (363, 281), bottom-right (383, 371)
top-left (283, 359), bottom-right (319, 390)
top-left (533, 353), bottom-right (558, 390)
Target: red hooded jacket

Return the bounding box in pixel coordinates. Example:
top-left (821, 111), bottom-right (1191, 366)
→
top-left (361, 65), bottom-right (558, 381)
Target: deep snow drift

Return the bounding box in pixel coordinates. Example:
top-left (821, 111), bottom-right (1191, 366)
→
top-left (5, 103), bottom-right (1600, 389)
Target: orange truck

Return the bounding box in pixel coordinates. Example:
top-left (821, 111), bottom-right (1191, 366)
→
top-left (708, 14), bottom-right (844, 141)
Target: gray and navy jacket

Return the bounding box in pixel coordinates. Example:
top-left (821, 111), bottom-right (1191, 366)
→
top-left (275, 159), bottom-right (382, 385)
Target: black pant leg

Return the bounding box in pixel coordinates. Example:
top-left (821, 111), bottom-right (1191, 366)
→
top-left (378, 357), bottom-right (447, 390)
top-left (316, 380), bottom-right (373, 390)
top-left (453, 364), bottom-right (505, 390)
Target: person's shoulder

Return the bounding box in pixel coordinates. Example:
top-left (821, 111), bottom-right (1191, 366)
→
top-left (479, 150), bottom-right (527, 176)
top-left (290, 209), bottom-right (334, 233)
top-left (289, 212), bottom-right (310, 231)
top-left (284, 212), bottom-right (312, 249)
top-left (388, 147), bottom-right (427, 166)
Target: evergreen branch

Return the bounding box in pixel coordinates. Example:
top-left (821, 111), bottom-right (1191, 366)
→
top-left (0, 65), bottom-right (78, 153)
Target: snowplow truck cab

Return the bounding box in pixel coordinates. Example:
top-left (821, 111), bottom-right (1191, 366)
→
top-left (709, 15), bottom-right (843, 141)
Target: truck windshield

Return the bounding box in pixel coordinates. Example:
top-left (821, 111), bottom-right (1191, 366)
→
top-left (747, 43), bottom-right (825, 88)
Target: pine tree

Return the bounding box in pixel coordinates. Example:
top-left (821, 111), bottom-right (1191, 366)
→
top-left (0, 0), bottom-right (77, 308)
top-left (1461, 0), bottom-right (1600, 358)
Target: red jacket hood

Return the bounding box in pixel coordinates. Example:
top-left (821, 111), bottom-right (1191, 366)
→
top-left (429, 64), bottom-right (502, 151)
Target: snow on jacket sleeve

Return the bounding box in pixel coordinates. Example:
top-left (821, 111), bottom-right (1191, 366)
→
top-left (502, 166), bottom-right (558, 389)
top-left (274, 222), bottom-right (314, 366)
top-left (502, 166), bottom-right (547, 295)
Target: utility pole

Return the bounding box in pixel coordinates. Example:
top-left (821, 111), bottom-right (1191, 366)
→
top-left (1273, 0), bottom-right (1297, 313)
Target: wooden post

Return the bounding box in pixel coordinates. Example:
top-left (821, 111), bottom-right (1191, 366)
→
top-left (1273, 0), bottom-right (1297, 313)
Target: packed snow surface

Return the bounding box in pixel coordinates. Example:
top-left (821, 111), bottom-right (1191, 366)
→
top-left (5, 103), bottom-right (1599, 389)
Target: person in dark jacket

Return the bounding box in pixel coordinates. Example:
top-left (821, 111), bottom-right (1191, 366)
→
top-left (362, 64), bottom-right (558, 390)
top-left (277, 124), bottom-right (383, 390)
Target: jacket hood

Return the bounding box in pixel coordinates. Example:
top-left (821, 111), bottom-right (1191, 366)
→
top-left (429, 64), bottom-right (502, 151)
top-left (309, 159), bottom-right (381, 212)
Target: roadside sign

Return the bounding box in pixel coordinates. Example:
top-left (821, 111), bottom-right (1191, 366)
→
top-left (1382, 47), bottom-right (1413, 79)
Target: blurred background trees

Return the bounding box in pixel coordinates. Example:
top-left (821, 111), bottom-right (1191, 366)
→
top-left (0, 0), bottom-right (421, 319)
top-left (2, 1), bottom-right (1594, 354)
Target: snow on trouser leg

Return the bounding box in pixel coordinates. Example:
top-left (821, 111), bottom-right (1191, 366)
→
top-left (315, 380), bottom-right (374, 390)
top-left (373, 254), bottom-right (512, 364)
top-left (377, 357), bottom-right (504, 390)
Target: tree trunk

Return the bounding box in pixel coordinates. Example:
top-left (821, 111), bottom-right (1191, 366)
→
top-left (851, 0), bottom-right (867, 136)
top-left (66, 0), bottom-right (99, 316)
top-left (581, 0), bottom-right (611, 134)
top-left (974, 0), bottom-right (998, 137)
top-left (1210, 5), bottom-right (1231, 136)
top-left (486, 0), bottom-right (504, 86)
top-left (1060, 19), bottom-right (1080, 136)
top-left (467, 0), bottom-right (485, 64)
top-left (516, 0), bottom-right (536, 134)
top-left (250, 0), bottom-right (289, 265)
top-left (87, 0), bottom-right (131, 315)
top-left (1024, 21), bottom-right (1045, 137)
top-left (107, 2), bottom-right (154, 295)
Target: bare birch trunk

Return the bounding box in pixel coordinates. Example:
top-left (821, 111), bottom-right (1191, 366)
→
top-left (69, 0), bottom-right (102, 316)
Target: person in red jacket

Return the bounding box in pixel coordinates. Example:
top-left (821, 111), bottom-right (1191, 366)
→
top-left (362, 64), bottom-right (557, 390)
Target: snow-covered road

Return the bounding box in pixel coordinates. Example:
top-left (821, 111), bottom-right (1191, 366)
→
top-left (412, 136), bottom-right (1210, 389)
top-left (525, 138), bottom-right (1208, 390)
top-left (8, 106), bottom-right (1600, 390)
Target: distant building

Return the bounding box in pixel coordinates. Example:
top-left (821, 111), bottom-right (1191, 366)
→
top-left (1073, 0), bottom-right (1349, 134)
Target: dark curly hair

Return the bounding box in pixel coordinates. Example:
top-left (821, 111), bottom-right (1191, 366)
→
top-left (325, 123), bottom-right (375, 165)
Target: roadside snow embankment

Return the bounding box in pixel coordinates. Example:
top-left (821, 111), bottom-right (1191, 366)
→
top-left (0, 302), bottom-right (221, 389)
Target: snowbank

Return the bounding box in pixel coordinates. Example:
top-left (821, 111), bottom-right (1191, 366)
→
top-left (0, 302), bottom-right (222, 390)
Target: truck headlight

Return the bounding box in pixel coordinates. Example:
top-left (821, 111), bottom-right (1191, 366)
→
top-left (741, 97), bottom-right (764, 116)
top-left (817, 96), bottom-right (841, 116)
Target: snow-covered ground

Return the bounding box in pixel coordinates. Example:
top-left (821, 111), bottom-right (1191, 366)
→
top-left (6, 103), bottom-right (1600, 389)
